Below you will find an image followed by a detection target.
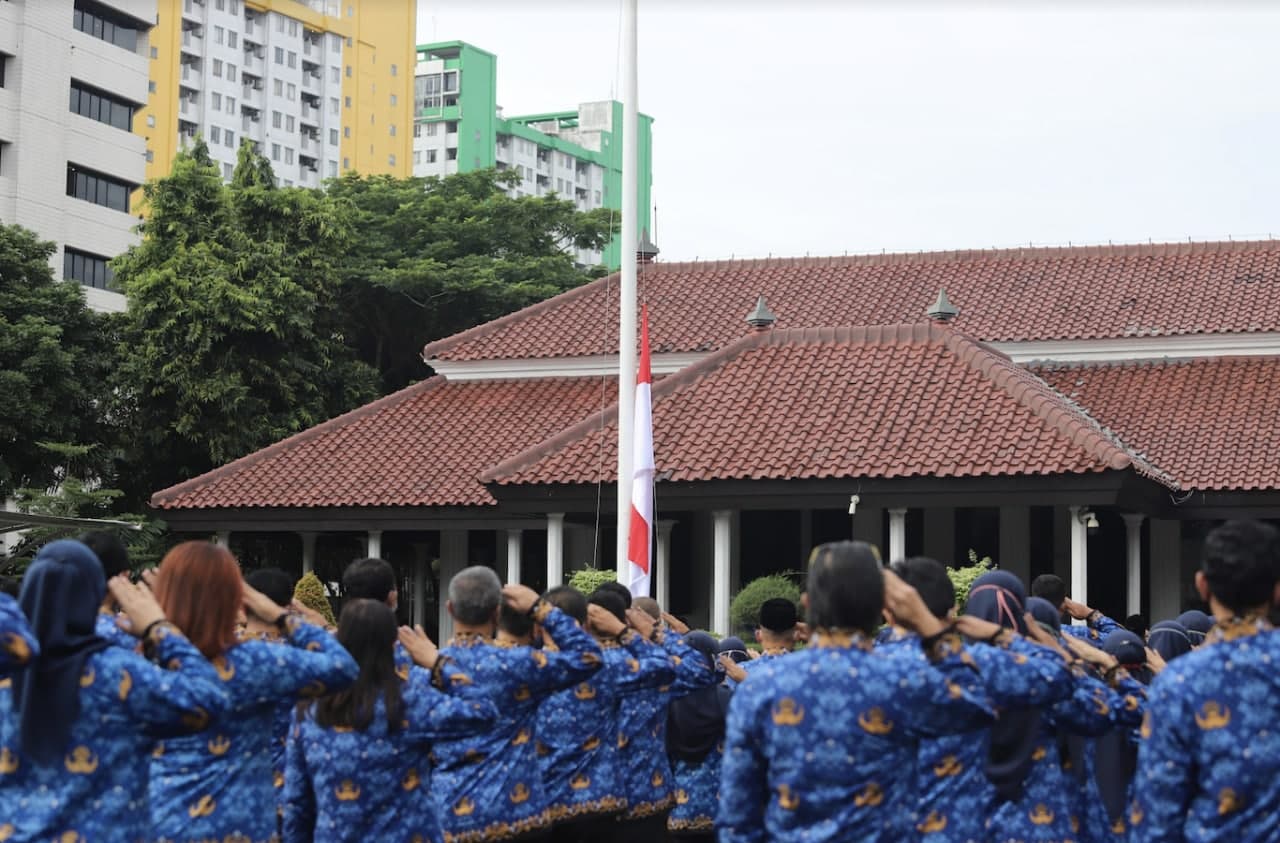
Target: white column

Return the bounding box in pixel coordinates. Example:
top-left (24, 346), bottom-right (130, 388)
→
top-left (656, 520), bottom-right (675, 611)
top-left (546, 513), bottom-right (565, 589)
top-left (437, 529), bottom-right (468, 643)
top-left (506, 529), bottom-right (523, 586)
top-left (411, 542), bottom-right (430, 628)
top-left (1149, 519), bottom-right (1182, 622)
top-left (998, 506), bottom-right (1031, 586)
top-left (1069, 506), bottom-right (1088, 610)
top-left (712, 510), bottom-right (732, 635)
top-left (1123, 513), bottom-right (1145, 617)
top-left (888, 508), bottom-right (908, 563)
top-left (214, 530), bottom-right (230, 548)
top-left (299, 532), bottom-right (317, 575)
top-left (365, 530), bottom-right (383, 559)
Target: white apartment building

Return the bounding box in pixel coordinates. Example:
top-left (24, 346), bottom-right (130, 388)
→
top-left (175, 0), bottom-right (345, 189)
top-left (0, 0), bottom-right (156, 313)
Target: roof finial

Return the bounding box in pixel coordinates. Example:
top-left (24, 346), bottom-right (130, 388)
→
top-left (927, 288), bottom-right (958, 323)
top-left (745, 294), bottom-right (777, 331)
top-left (637, 228), bottom-right (660, 265)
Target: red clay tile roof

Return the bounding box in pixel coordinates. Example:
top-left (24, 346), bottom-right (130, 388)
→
top-left (425, 240), bottom-right (1280, 362)
top-left (483, 324), bottom-right (1175, 489)
top-left (150, 377), bottom-right (611, 509)
top-left (1036, 357), bottom-right (1280, 491)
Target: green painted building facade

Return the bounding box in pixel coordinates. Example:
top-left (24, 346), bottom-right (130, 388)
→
top-left (413, 41), bottom-right (653, 270)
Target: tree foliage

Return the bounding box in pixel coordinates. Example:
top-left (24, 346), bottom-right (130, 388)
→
top-left (948, 550), bottom-right (995, 614)
top-left (328, 169), bottom-right (617, 391)
top-left (0, 225), bottom-right (114, 498)
top-left (730, 573), bottom-right (803, 634)
top-left (567, 566), bottom-right (617, 594)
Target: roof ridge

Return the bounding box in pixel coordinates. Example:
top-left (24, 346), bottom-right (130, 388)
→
top-left (150, 376), bottom-right (451, 507)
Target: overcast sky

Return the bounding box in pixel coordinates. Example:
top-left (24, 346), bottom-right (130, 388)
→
top-left (414, 2), bottom-right (1280, 262)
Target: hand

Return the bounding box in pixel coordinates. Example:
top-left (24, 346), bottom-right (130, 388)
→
top-left (587, 604), bottom-right (627, 638)
top-left (746, 647), bottom-right (762, 660)
top-left (290, 599), bottom-right (330, 629)
top-left (955, 615), bottom-right (1004, 642)
top-left (718, 653), bottom-right (748, 683)
top-left (108, 574), bottom-right (166, 637)
top-left (661, 612), bottom-right (689, 635)
top-left (883, 569), bottom-right (946, 638)
top-left (1063, 634), bottom-right (1117, 668)
top-left (140, 568), bottom-right (160, 590)
top-left (242, 582), bottom-right (288, 625)
top-left (625, 608), bottom-right (656, 639)
top-left (794, 621), bottom-right (810, 643)
top-left (1145, 646), bottom-right (1166, 674)
top-left (1061, 598), bottom-right (1093, 621)
top-left (502, 584), bottom-right (540, 615)
top-left (398, 625), bottom-right (438, 669)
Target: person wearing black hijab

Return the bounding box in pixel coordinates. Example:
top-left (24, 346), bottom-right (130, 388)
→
top-left (666, 631), bottom-right (732, 841)
top-left (0, 540), bottom-right (230, 842)
top-left (1147, 620), bottom-right (1193, 662)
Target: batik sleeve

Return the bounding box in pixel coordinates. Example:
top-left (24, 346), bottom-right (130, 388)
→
top-left (716, 678), bottom-right (770, 843)
top-left (520, 603), bottom-right (604, 695)
top-left (1129, 678), bottom-right (1194, 843)
top-left (1108, 671), bottom-right (1148, 729)
top-left (282, 721), bottom-right (317, 843)
top-left (403, 667), bottom-right (497, 741)
top-left (660, 630), bottom-right (717, 694)
top-left (610, 630), bottom-right (677, 694)
top-left (896, 632), bottom-right (993, 737)
top-left (124, 623), bottom-right (232, 732)
top-left (0, 593), bottom-right (38, 676)
top-left (237, 616), bottom-right (359, 707)
top-left (970, 635), bottom-right (1073, 708)
top-left (1049, 665), bottom-right (1118, 737)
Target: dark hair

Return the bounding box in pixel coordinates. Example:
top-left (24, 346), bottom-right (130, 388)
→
top-left (758, 598), bottom-right (798, 632)
top-left (1201, 520), bottom-right (1280, 615)
top-left (0, 576), bottom-right (18, 598)
top-left (891, 557), bottom-right (955, 620)
top-left (597, 581), bottom-right (632, 609)
top-left (806, 541), bottom-right (883, 633)
top-left (315, 599), bottom-right (403, 733)
top-left (78, 531), bottom-right (130, 579)
top-left (543, 585), bottom-right (588, 624)
top-left (1124, 614), bottom-right (1148, 637)
top-left (1030, 574), bottom-right (1067, 609)
top-left (342, 558), bottom-right (397, 603)
top-left (245, 568), bottom-right (295, 608)
top-left (588, 588), bottom-right (628, 624)
top-left (498, 603), bottom-right (535, 638)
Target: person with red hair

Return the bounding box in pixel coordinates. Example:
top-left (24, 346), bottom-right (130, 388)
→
top-left (146, 541), bottom-right (358, 843)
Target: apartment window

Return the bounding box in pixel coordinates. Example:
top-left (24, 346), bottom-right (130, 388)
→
top-left (342, 156), bottom-right (349, 169)
top-left (285, 115), bottom-right (295, 132)
top-left (215, 0), bottom-right (225, 9)
top-left (214, 26), bottom-right (224, 44)
top-left (345, 65), bottom-right (352, 78)
top-left (230, 0), bottom-right (239, 12)
top-left (271, 143), bottom-right (280, 160)
top-left (148, 79), bottom-right (157, 93)
top-left (287, 52), bottom-right (297, 69)
top-left (327, 160), bottom-right (337, 178)
top-left (66, 164), bottom-right (132, 212)
top-left (289, 21), bottom-right (298, 36)
top-left (146, 149), bottom-right (154, 162)
top-left (425, 149), bottom-right (437, 163)
top-left (443, 71), bottom-right (458, 94)
top-left (343, 126), bottom-right (350, 138)
top-left (276, 16), bottom-right (285, 32)
top-left (228, 31), bottom-right (237, 48)
top-left (445, 121), bottom-right (457, 134)
top-left (273, 79), bottom-right (283, 96)
top-left (284, 148), bottom-right (294, 164)
top-left (412, 124), bottom-right (420, 138)
top-left (446, 148), bottom-right (457, 161)
top-left (287, 83), bottom-right (296, 98)
top-left (388, 124), bottom-right (395, 137)
top-left (213, 59), bottom-right (223, 78)
top-left (388, 153), bottom-right (395, 167)
top-left (226, 96), bottom-right (235, 114)
top-left (225, 130), bottom-right (234, 147)
top-left (146, 114), bottom-right (155, 127)
top-left (227, 63), bottom-right (237, 79)
top-left (210, 126), bottom-right (221, 143)
top-left (69, 81), bottom-right (136, 131)
top-left (347, 5), bottom-right (353, 17)
top-left (63, 248), bottom-right (114, 290)
top-left (73, 1), bottom-right (141, 52)
top-left (150, 46), bottom-right (158, 59)
top-left (330, 35), bottom-right (340, 53)
top-left (211, 92), bottom-right (222, 110)
top-left (413, 151), bottom-right (420, 164)
top-left (328, 128), bottom-right (338, 145)
top-left (346, 37), bottom-right (352, 47)
top-left (389, 94), bottom-right (397, 106)
top-left (274, 47), bottom-right (284, 64)
top-left (330, 67), bottom-right (340, 83)
top-left (329, 97), bottom-right (338, 115)
top-left (426, 123), bottom-right (438, 137)
top-left (344, 96), bottom-right (351, 109)
top-left (390, 64), bottom-right (397, 77)
top-left (272, 110), bottom-right (282, 128)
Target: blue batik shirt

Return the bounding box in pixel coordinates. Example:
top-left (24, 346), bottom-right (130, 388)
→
top-left (0, 622), bottom-right (230, 843)
top-left (717, 629), bottom-right (992, 843)
top-left (737, 648), bottom-right (793, 684)
top-left (619, 629), bottom-right (717, 820)
top-left (283, 663), bottom-right (496, 843)
top-left (1063, 610), bottom-right (1122, 644)
top-left (430, 602), bottom-right (602, 843)
top-left (1131, 617), bottom-right (1280, 843)
top-left (149, 615), bottom-right (358, 843)
top-left (95, 611), bottom-right (141, 652)
top-left (877, 626), bottom-right (1075, 843)
top-left (538, 628), bottom-right (674, 825)
top-left (0, 594), bottom-right (37, 676)
top-left (669, 741), bottom-right (724, 836)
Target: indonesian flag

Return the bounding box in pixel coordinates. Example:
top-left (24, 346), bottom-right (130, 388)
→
top-left (625, 305), bottom-right (655, 597)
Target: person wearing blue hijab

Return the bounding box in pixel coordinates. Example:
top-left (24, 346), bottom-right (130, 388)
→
top-left (1147, 620), bottom-right (1193, 662)
top-left (0, 540), bottom-right (230, 842)
top-left (666, 631), bottom-right (732, 840)
top-left (1026, 596), bottom-right (1063, 638)
top-left (1176, 609), bottom-right (1214, 645)
top-left (0, 591), bottom-right (38, 677)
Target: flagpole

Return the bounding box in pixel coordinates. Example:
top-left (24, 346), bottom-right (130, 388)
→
top-left (616, 0), bottom-right (639, 582)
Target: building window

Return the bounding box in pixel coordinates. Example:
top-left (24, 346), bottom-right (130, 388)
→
top-left (146, 149), bottom-right (154, 162)
top-left (344, 96), bottom-right (351, 108)
top-left (228, 31), bottom-right (237, 48)
top-left (390, 63), bottom-right (397, 77)
top-left (274, 47), bottom-right (284, 64)
top-left (271, 143), bottom-right (280, 161)
top-left (287, 83), bottom-right (296, 98)
top-left (328, 160), bottom-right (337, 178)
top-left (227, 62), bottom-right (237, 79)
top-left (328, 128), bottom-right (338, 145)
top-left (230, 0), bottom-right (239, 12)
top-left (63, 248), bottom-right (114, 290)
top-left (287, 52), bottom-right (297, 69)
top-left (148, 80), bottom-right (157, 93)
top-left (272, 110), bottom-right (282, 128)
top-left (388, 153), bottom-right (395, 167)
top-left (210, 126), bottom-right (221, 143)
top-left (445, 121), bottom-right (457, 134)
top-left (331, 35), bottom-right (340, 53)
top-left (426, 149), bottom-right (437, 163)
top-left (329, 97), bottom-right (339, 115)
top-left (426, 122), bottom-right (438, 137)
top-left (343, 126), bottom-right (350, 138)
top-left (73, 0), bottom-right (141, 52)
top-left (66, 164), bottom-right (132, 212)
top-left (284, 148), bottom-right (293, 164)
top-left (443, 72), bottom-right (458, 94)
top-left (213, 59), bottom-right (223, 78)
top-left (69, 80), bottom-right (136, 131)
top-left (343, 156), bottom-right (350, 169)
top-left (212, 92), bottom-right (222, 110)
top-left (146, 114), bottom-right (155, 127)
top-left (286, 115), bottom-right (295, 132)
top-left (273, 79), bottom-right (283, 96)
top-left (412, 123), bottom-right (420, 138)
top-left (223, 162), bottom-right (234, 180)
top-left (214, 25), bottom-right (224, 44)
top-left (415, 74), bottom-right (441, 110)
top-left (226, 96), bottom-right (235, 114)
top-left (288, 20), bottom-right (298, 36)
top-left (276, 15), bottom-right (285, 32)
top-left (388, 124), bottom-right (395, 136)
top-left (389, 94), bottom-right (397, 106)
top-left (345, 65), bottom-right (352, 78)
top-left (215, 0), bottom-right (224, 9)
top-left (331, 67), bottom-right (340, 83)
top-left (446, 148), bottom-right (457, 161)
top-left (150, 46), bottom-right (158, 59)
top-left (225, 130), bottom-right (234, 147)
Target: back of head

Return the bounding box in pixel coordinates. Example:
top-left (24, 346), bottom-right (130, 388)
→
top-left (1200, 519), bottom-right (1280, 616)
top-left (543, 585), bottom-right (588, 624)
top-left (447, 565), bottom-right (502, 626)
top-left (1102, 630), bottom-right (1146, 666)
top-left (342, 558), bottom-right (397, 604)
top-left (1025, 597), bottom-right (1061, 635)
top-left (19, 540), bottom-right (106, 648)
top-left (1124, 614), bottom-right (1148, 637)
top-left (245, 567), bottom-right (295, 608)
top-left (1030, 574), bottom-right (1067, 609)
top-left (1147, 620), bottom-right (1192, 662)
top-left (77, 531), bottom-right (130, 580)
top-left (684, 631), bottom-right (719, 672)
top-left (588, 588), bottom-right (628, 624)
top-left (498, 603), bottom-right (535, 638)
top-left (718, 636), bottom-right (750, 664)
top-left (633, 596), bottom-right (661, 620)
top-left (153, 541), bottom-right (242, 660)
top-left (759, 597), bottom-right (799, 633)
top-left (966, 571), bottom-right (1028, 634)
top-left (319, 599), bottom-right (401, 732)
top-left (597, 580), bottom-right (633, 610)
top-left (891, 557), bottom-right (955, 620)
top-left (806, 541), bottom-right (884, 633)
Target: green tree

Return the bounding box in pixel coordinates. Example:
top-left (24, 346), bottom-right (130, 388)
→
top-left (948, 550), bottom-right (995, 613)
top-left (328, 169), bottom-right (617, 391)
top-left (111, 141), bottom-right (377, 500)
top-left (730, 574), bottom-right (803, 635)
top-left (0, 224), bottom-right (116, 498)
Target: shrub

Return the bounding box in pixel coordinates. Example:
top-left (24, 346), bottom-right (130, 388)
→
top-left (730, 574), bottom-right (801, 634)
top-left (294, 571), bottom-right (337, 626)
top-left (567, 566), bottom-right (616, 595)
top-left (949, 550), bottom-right (994, 614)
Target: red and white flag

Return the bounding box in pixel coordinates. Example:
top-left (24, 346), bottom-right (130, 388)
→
top-left (625, 305), bottom-right (655, 597)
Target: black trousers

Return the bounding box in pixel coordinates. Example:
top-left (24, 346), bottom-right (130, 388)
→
top-left (545, 814), bottom-right (623, 843)
top-left (614, 812), bottom-right (670, 843)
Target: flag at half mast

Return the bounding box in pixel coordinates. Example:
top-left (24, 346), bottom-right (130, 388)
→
top-left (625, 305), bottom-right (655, 597)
